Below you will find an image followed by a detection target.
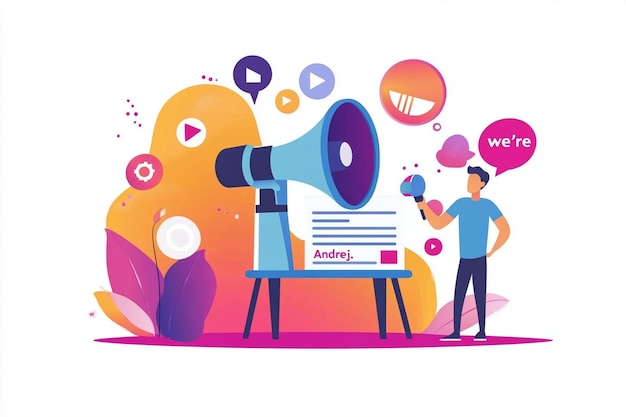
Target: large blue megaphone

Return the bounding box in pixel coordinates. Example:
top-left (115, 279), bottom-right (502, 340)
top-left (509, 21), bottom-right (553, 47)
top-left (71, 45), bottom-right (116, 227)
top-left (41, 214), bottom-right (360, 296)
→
top-left (215, 99), bottom-right (380, 270)
top-left (216, 99), bottom-right (379, 209)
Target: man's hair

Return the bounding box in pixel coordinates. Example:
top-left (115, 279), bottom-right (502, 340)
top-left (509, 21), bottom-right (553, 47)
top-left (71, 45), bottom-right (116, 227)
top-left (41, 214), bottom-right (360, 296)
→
top-left (467, 166), bottom-right (490, 188)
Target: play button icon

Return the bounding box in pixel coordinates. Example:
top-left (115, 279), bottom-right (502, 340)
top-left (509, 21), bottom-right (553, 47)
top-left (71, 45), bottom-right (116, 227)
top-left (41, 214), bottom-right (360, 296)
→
top-left (309, 72), bottom-right (326, 90)
top-left (299, 63), bottom-right (335, 99)
top-left (176, 118), bottom-right (206, 148)
top-left (424, 238), bottom-right (443, 256)
top-left (275, 89), bottom-right (300, 114)
top-left (185, 124), bottom-right (201, 141)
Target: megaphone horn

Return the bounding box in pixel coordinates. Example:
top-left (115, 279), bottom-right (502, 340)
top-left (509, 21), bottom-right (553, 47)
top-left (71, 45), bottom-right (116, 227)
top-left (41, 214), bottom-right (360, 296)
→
top-left (215, 99), bottom-right (380, 209)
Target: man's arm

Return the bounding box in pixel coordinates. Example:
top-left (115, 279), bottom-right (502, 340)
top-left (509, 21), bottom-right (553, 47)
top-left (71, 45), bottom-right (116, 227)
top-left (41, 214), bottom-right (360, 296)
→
top-left (417, 198), bottom-right (454, 230)
top-left (487, 215), bottom-right (510, 257)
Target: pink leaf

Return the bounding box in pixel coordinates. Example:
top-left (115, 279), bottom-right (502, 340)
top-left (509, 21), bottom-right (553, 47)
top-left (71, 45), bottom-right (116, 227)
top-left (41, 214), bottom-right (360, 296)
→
top-left (422, 293), bottom-right (508, 334)
top-left (94, 291), bottom-right (155, 336)
top-left (105, 229), bottom-right (163, 329)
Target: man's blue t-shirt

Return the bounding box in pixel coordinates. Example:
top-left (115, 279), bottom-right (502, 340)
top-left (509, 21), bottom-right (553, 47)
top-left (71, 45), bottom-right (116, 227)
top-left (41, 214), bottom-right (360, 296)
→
top-left (446, 197), bottom-right (502, 259)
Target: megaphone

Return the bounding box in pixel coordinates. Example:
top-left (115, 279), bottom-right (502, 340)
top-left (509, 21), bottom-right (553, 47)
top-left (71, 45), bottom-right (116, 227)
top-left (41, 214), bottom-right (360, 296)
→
top-left (216, 99), bottom-right (379, 209)
top-left (215, 99), bottom-right (379, 270)
top-left (400, 174), bottom-right (426, 220)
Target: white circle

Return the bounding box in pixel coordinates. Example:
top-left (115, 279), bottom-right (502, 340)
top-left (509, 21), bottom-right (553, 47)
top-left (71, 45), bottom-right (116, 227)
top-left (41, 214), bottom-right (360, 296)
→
top-left (157, 216), bottom-right (201, 259)
top-left (176, 118), bottom-right (206, 148)
top-left (339, 141), bottom-right (353, 167)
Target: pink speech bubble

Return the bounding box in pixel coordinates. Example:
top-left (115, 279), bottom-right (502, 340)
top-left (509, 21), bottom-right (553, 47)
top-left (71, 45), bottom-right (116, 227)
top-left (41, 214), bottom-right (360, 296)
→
top-left (478, 118), bottom-right (536, 176)
top-left (436, 134), bottom-right (475, 168)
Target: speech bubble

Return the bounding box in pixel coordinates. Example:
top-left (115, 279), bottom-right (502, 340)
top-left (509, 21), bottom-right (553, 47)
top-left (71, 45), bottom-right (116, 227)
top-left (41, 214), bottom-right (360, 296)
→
top-left (233, 55), bottom-right (272, 103)
top-left (436, 134), bottom-right (475, 168)
top-left (478, 118), bottom-right (536, 175)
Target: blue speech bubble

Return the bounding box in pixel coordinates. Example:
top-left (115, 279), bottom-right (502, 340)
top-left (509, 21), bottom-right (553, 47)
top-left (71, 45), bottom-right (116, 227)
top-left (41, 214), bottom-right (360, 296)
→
top-left (233, 55), bottom-right (272, 104)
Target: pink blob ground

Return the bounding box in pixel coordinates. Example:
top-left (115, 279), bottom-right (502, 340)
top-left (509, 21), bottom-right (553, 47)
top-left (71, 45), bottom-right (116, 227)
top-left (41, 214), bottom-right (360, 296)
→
top-left (95, 332), bottom-right (551, 349)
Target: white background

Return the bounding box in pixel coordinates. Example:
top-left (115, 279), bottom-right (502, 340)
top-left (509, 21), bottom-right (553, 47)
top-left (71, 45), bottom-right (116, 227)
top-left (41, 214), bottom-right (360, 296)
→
top-left (1, 0), bottom-right (625, 416)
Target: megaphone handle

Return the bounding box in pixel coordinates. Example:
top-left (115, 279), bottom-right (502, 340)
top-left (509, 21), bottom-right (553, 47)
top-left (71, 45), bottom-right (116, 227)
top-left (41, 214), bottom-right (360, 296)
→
top-left (414, 195), bottom-right (426, 220)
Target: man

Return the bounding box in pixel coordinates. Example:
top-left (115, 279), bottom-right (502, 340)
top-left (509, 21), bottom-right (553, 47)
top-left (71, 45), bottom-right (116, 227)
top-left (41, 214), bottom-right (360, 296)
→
top-left (417, 166), bottom-right (510, 341)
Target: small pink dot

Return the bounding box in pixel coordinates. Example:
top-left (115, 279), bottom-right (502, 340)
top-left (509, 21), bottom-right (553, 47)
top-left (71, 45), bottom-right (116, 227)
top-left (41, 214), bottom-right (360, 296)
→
top-left (122, 202), bottom-right (126, 206)
top-left (209, 77), bottom-right (213, 81)
top-left (126, 112), bottom-right (130, 116)
top-left (127, 195), bottom-right (132, 199)
top-left (217, 208), bottom-right (221, 211)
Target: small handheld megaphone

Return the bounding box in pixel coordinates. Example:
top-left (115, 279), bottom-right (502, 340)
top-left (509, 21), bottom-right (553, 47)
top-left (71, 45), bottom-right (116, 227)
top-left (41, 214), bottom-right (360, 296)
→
top-left (400, 174), bottom-right (426, 220)
top-left (215, 99), bottom-right (379, 270)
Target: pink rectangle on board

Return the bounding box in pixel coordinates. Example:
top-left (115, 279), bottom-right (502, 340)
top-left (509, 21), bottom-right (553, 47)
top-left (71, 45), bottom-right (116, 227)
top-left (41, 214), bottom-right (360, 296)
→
top-left (380, 250), bottom-right (398, 264)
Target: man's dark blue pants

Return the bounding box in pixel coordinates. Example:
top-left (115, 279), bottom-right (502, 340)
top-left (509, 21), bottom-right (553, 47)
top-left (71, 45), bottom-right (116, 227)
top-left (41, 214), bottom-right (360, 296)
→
top-left (453, 256), bottom-right (487, 334)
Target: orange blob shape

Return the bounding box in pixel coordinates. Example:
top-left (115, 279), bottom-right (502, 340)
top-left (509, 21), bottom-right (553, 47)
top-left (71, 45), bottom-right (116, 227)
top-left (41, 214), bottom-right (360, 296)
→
top-left (105, 84), bottom-right (438, 335)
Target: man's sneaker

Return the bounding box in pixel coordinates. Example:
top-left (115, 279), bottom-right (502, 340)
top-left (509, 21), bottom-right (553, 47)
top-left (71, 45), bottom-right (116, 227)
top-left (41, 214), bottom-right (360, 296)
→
top-left (440, 333), bottom-right (461, 341)
top-left (474, 331), bottom-right (487, 341)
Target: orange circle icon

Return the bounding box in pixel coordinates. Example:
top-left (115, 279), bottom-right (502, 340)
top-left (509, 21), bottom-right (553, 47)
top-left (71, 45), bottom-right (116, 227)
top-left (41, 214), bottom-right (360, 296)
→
top-left (380, 59), bottom-right (446, 125)
top-left (275, 89), bottom-right (300, 114)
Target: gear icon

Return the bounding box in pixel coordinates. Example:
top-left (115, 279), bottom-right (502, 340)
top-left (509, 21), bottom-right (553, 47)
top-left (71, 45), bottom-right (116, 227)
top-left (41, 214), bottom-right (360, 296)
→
top-left (134, 161), bottom-right (155, 182)
top-left (126, 153), bottom-right (163, 190)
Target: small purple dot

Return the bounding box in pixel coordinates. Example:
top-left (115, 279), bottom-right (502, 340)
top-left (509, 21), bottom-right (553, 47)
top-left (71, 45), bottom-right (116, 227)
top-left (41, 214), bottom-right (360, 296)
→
top-left (117, 134), bottom-right (120, 138)
top-left (134, 112), bottom-right (138, 116)
top-left (126, 112), bottom-right (130, 116)
top-left (134, 120), bottom-right (137, 124)
top-left (126, 99), bottom-right (130, 102)
top-left (131, 104), bottom-right (135, 108)
top-left (209, 77), bottom-right (213, 81)
top-left (414, 163), bottom-right (418, 167)
top-left (437, 169), bottom-right (441, 173)
top-left (202, 75), bottom-right (206, 79)
top-left (138, 124), bottom-right (142, 127)
top-left (402, 166), bottom-right (406, 170)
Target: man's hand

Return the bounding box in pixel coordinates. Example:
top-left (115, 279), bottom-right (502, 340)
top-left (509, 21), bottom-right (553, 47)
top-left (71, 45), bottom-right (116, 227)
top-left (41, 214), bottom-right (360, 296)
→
top-left (418, 197), bottom-right (454, 230)
top-left (487, 216), bottom-right (510, 257)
